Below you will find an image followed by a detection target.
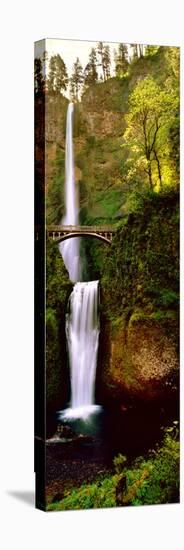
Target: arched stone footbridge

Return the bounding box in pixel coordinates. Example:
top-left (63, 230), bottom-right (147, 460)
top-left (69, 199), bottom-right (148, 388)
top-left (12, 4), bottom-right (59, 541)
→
top-left (46, 225), bottom-right (116, 245)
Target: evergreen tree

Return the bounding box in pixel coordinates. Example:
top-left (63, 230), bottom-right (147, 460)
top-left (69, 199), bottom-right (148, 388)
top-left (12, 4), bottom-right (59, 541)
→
top-left (84, 48), bottom-right (98, 86)
top-left (69, 78), bottom-right (75, 101)
top-left (42, 50), bottom-right (48, 77)
top-left (97, 42), bottom-right (111, 81)
top-left (97, 42), bottom-right (106, 81)
top-left (103, 45), bottom-right (111, 79)
top-left (34, 57), bottom-right (44, 93)
top-left (114, 43), bottom-right (129, 76)
top-left (70, 57), bottom-right (84, 100)
top-left (54, 54), bottom-right (68, 93)
top-left (47, 56), bottom-right (56, 92)
top-left (130, 44), bottom-right (138, 60)
top-left (48, 54), bottom-right (68, 93)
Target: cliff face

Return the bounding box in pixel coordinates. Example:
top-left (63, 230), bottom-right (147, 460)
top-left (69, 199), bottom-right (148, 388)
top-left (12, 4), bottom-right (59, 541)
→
top-left (98, 314), bottom-right (178, 404)
top-left (42, 77), bottom-right (130, 226)
top-left (97, 191), bottom-right (179, 405)
top-left (81, 78), bottom-right (126, 138)
top-left (46, 240), bottom-right (72, 430)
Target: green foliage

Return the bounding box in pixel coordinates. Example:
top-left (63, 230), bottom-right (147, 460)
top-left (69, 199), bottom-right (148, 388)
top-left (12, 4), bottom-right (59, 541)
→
top-left (123, 76), bottom-right (174, 190)
top-left (44, 48), bottom-right (179, 404)
top-left (84, 48), bottom-right (98, 87)
top-left (47, 423), bottom-right (179, 510)
top-left (77, 46), bottom-right (179, 231)
top-left (73, 103), bottom-right (87, 137)
top-left (46, 240), bottom-right (72, 410)
top-left (126, 423), bottom-right (179, 505)
top-left (101, 190), bottom-right (179, 319)
top-left (46, 239), bottom-right (72, 312)
top-left (46, 146), bottom-right (65, 224)
top-left (43, 47), bottom-right (179, 505)
top-left (70, 57), bottom-right (84, 100)
top-left (48, 54), bottom-right (68, 94)
top-left (145, 45), bottom-right (160, 57)
top-left (156, 289), bottom-right (179, 308)
top-left (125, 47), bottom-right (179, 189)
top-left (114, 43), bottom-right (129, 77)
top-left (97, 42), bottom-right (111, 81)
top-left (45, 45), bottom-right (179, 231)
top-left (34, 58), bottom-right (44, 94)
top-left (113, 454), bottom-right (127, 473)
top-left (48, 476), bottom-right (117, 511)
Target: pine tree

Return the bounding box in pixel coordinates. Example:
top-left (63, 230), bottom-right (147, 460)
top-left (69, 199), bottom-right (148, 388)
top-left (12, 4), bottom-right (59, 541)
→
top-left (130, 44), bottom-right (138, 60)
top-left (54, 54), bottom-right (68, 93)
top-left (48, 54), bottom-right (68, 93)
top-left (97, 42), bottom-right (111, 81)
top-left (42, 50), bottom-right (48, 78)
top-left (97, 42), bottom-right (106, 80)
top-left (84, 48), bottom-right (98, 86)
top-left (114, 43), bottom-right (129, 77)
top-left (70, 57), bottom-right (84, 100)
top-left (34, 58), bottom-right (44, 93)
top-left (103, 45), bottom-right (111, 79)
top-left (48, 56), bottom-right (56, 92)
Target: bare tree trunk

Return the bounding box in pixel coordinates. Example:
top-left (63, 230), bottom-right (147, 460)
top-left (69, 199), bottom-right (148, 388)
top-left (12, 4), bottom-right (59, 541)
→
top-left (153, 148), bottom-right (162, 189)
top-left (103, 63), bottom-right (106, 81)
top-left (148, 160), bottom-right (153, 190)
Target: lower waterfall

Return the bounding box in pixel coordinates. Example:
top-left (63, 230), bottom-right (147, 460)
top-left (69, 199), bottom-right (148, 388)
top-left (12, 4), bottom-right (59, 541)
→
top-left (60, 280), bottom-right (101, 420)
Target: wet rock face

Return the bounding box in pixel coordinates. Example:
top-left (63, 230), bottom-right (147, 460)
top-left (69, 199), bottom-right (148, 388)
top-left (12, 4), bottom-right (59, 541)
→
top-left (45, 94), bottom-right (68, 145)
top-left (84, 110), bottom-right (122, 138)
top-left (128, 319), bottom-right (178, 383)
top-left (98, 316), bottom-right (179, 403)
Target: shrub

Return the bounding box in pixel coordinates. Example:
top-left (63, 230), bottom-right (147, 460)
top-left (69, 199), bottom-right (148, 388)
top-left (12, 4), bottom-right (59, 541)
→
top-left (47, 423), bottom-right (179, 511)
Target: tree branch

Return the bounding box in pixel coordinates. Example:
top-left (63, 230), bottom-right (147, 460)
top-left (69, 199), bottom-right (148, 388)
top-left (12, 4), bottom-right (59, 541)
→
top-left (149, 118), bottom-right (161, 153)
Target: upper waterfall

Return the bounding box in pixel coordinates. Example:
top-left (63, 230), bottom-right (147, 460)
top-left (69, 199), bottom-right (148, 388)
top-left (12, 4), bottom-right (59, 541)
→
top-left (59, 103), bottom-right (81, 282)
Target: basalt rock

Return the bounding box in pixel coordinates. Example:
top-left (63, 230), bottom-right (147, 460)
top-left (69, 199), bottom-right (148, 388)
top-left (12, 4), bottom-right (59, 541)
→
top-left (97, 313), bottom-right (179, 405)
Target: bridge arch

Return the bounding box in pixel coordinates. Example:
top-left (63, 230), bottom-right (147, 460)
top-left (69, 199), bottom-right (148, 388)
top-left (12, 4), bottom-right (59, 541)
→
top-left (51, 231), bottom-right (112, 245)
top-left (46, 225), bottom-right (115, 245)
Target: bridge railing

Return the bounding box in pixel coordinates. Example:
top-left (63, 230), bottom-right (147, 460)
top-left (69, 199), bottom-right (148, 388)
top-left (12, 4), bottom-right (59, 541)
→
top-left (47, 225), bottom-right (116, 233)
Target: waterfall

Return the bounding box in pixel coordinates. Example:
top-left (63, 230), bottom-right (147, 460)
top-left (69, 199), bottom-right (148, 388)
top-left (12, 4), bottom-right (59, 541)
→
top-left (59, 103), bottom-right (101, 420)
top-left (59, 103), bottom-right (81, 282)
top-left (62, 281), bottom-right (100, 419)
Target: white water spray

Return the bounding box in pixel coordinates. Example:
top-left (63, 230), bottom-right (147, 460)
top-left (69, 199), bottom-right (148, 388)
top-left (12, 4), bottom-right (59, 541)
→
top-left (59, 103), bottom-right (101, 420)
